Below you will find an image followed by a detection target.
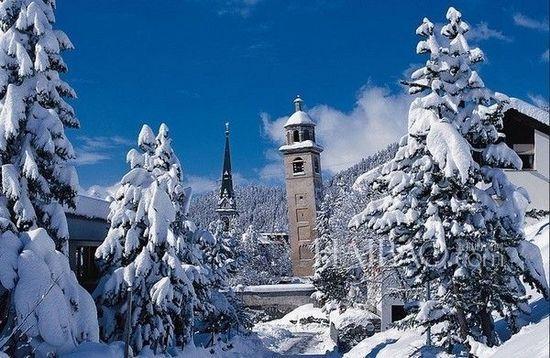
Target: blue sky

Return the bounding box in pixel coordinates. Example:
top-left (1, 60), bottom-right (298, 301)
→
top-left (57, 0), bottom-right (549, 193)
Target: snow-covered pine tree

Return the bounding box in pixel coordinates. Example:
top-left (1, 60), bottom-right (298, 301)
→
top-left (205, 219), bottom-right (237, 288)
top-left (95, 124), bottom-right (200, 353)
top-left (350, 7), bottom-right (549, 351)
top-left (0, 0), bottom-right (78, 252)
top-left (312, 193), bottom-right (347, 308)
top-left (193, 219), bottom-right (239, 344)
top-left (0, 1), bottom-right (99, 355)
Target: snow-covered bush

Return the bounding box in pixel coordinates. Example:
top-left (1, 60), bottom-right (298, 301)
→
top-left (350, 7), bottom-right (549, 351)
top-left (331, 308), bottom-right (378, 353)
top-left (0, 1), bottom-right (99, 354)
top-left (0, 229), bottom-right (99, 355)
top-left (95, 124), bottom-right (201, 354)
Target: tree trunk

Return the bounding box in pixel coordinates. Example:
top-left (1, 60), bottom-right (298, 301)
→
top-left (480, 309), bottom-right (496, 347)
top-left (455, 308), bottom-right (469, 342)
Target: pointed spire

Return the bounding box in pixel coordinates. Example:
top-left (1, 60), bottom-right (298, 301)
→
top-left (217, 122), bottom-right (237, 226)
top-left (294, 95), bottom-right (304, 112)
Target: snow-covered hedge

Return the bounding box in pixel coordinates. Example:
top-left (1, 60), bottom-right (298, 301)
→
top-left (0, 229), bottom-right (98, 354)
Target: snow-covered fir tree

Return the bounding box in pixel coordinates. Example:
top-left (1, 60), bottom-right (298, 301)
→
top-left (312, 145), bottom-right (398, 311)
top-left (194, 219), bottom-right (240, 344)
top-left (312, 193), bottom-right (348, 308)
top-left (95, 124), bottom-right (202, 353)
top-left (350, 7), bottom-right (549, 351)
top-left (0, 0), bottom-right (78, 252)
top-left (232, 224), bottom-right (291, 286)
top-left (0, 1), bottom-right (99, 355)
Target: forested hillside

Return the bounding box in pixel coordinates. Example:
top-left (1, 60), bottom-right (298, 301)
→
top-left (190, 185), bottom-right (288, 233)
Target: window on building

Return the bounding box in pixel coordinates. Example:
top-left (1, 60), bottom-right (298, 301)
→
top-left (314, 157), bottom-right (320, 173)
top-left (513, 144), bottom-right (535, 169)
top-left (75, 244), bottom-right (100, 292)
top-left (502, 112), bottom-right (535, 170)
top-left (391, 305), bottom-right (407, 323)
top-left (293, 130), bottom-right (300, 143)
top-left (303, 130), bottom-right (310, 141)
top-left (292, 157), bottom-right (305, 174)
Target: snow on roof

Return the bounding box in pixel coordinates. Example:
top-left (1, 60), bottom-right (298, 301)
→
top-left (506, 98), bottom-right (549, 127)
top-left (284, 110), bottom-right (315, 127)
top-left (65, 195), bottom-right (110, 220)
top-left (279, 140), bottom-right (324, 152)
top-left (236, 283), bottom-right (315, 293)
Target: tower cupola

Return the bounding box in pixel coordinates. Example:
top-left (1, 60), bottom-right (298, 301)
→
top-left (281, 96), bottom-right (323, 150)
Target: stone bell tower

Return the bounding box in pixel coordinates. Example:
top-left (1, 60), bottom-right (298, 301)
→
top-left (279, 96), bottom-right (323, 277)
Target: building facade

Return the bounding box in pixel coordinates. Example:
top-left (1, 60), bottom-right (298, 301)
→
top-left (502, 98), bottom-right (549, 211)
top-left (66, 195), bottom-right (110, 292)
top-left (280, 96), bottom-right (323, 277)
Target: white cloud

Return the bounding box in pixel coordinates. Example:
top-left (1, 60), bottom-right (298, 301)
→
top-left (217, 0), bottom-right (263, 18)
top-left (184, 175), bottom-right (218, 194)
top-left (72, 135), bottom-right (133, 166)
top-left (73, 152), bottom-right (111, 166)
top-left (78, 135), bottom-right (133, 151)
top-left (261, 86), bottom-right (410, 176)
top-left (542, 49), bottom-right (549, 62)
top-left (184, 171), bottom-right (251, 194)
top-left (528, 93), bottom-right (549, 110)
top-left (513, 13), bottom-right (549, 32)
top-left (80, 183), bottom-right (120, 200)
top-left (468, 22), bottom-right (512, 42)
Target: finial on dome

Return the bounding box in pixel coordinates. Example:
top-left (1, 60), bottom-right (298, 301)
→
top-left (225, 122), bottom-right (230, 136)
top-left (293, 95), bottom-right (304, 112)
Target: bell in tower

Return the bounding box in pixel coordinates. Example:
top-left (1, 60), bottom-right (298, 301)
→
top-left (279, 96), bottom-right (323, 277)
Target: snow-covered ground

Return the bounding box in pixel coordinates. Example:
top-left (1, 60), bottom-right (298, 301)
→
top-left (253, 304), bottom-right (338, 356)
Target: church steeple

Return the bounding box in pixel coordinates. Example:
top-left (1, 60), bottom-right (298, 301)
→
top-left (216, 122), bottom-right (237, 229)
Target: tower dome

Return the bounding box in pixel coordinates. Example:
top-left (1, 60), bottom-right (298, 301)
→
top-left (284, 96), bottom-right (315, 127)
top-left (280, 96), bottom-right (323, 152)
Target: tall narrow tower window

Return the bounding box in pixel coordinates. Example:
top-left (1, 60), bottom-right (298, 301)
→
top-left (314, 157), bottom-right (320, 173)
top-left (293, 130), bottom-right (300, 143)
top-left (303, 130), bottom-right (310, 141)
top-left (292, 157), bottom-right (305, 174)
